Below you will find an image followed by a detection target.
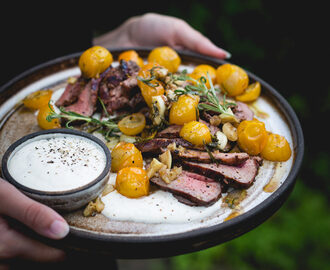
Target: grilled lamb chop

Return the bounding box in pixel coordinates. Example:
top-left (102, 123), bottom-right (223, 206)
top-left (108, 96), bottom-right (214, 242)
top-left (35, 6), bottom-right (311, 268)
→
top-left (150, 170), bottom-right (221, 206)
top-left (182, 157), bottom-right (262, 188)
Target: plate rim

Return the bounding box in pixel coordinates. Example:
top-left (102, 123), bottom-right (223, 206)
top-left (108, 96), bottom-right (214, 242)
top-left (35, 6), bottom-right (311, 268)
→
top-left (0, 47), bottom-right (304, 256)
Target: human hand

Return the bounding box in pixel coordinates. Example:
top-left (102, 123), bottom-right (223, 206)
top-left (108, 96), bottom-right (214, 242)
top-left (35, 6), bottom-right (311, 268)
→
top-left (0, 178), bottom-right (69, 266)
top-left (93, 13), bottom-right (231, 59)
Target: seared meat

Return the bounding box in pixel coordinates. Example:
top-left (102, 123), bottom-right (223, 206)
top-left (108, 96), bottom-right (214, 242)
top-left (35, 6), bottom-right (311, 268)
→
top-left (172, 149), bottom-right (249, 165)
top-left (135, 138), bottom-right (203, 154)
top-left (233, 101), bottom-right (254, 121)
top-left (55, 77), bottom-right (85, 107)
top-left (156, 125), bottom-right (182, 138)
top-left (99, 60), bottom-right (141, 114)
top-left (150, 170), bottom-right (221, 206)
top-left (64, 79), bottom-right (98, 116)
top-left (182, 157), bottom-right (261, 188)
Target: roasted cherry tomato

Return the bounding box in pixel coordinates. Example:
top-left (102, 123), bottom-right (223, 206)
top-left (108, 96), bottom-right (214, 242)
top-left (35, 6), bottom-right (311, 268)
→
top-left (216, 63), bottom-right (249, 96)
top-left (237, 120), bottom-right (268, 155)
top-left (37, 104), bottom-right (60, 130)
top-left (118, 113), bottom-right (146, 136)
top-left (261, 133), bottom-right (292, 161)
top-left (111, 142), bottom-right (143, 172)
top-left (118, 50), bottom-right (144, 67)
top-left (236, 81), bottom-right (261, 102)
top-left (116, 167), bottom-right (149, 198)
top-left (169, 95), bottom-right (199, 125)
top-left (179, 121), bottom-right (212, 146)
top-left (79, 46), bottom-right (113, 78)
top-left (23, 90), bottom-right (53, 110)
top-left (189, 64), bottom-right (216, 88)
top-left (147, 46), bottom-right (181, 73)
top-left (137, 63), bottom-right (164, 107)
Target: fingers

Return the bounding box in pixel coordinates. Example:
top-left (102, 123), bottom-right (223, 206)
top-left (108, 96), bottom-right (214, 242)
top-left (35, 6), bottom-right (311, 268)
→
top-left (0, 217), bottom-right (65, 262)
top-left (174, 21), bottom-right (231, 59)
top-left (0, 179), bottom-right (69, 239)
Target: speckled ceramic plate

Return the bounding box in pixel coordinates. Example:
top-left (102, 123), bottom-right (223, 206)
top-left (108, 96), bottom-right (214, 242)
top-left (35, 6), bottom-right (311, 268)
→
top-left (0, 48), bottom-right (304, 259)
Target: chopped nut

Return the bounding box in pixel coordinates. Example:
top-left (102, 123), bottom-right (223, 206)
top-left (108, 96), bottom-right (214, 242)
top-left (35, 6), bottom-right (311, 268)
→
top-left (215, 131), bottom-right (228, 151)
top-left (102, 183), bottom-right (115, 196)
top-left (146, 158), bottom-right (165, 179)
top-left (167, 142), bottom-right (177, 152)
top-left (209, 115), bottom-right (222, 126)
top-left (67, 76), bottom-right (77, 84)
top-left (159, 166), bottom-right (182, 184)
top-left (159, 150), bottom-right (172, 169)
top-left (222, 122), bottom-right (238, 141)
top-left (83, 197), bottom-right (105, 217)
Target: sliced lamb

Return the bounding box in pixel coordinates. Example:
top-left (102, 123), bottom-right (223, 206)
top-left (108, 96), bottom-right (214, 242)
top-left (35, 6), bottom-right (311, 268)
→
top-left (64, 79), bottom-right (98, 117)
top-left (233, 101), bottom-right (254, 121)
top-left (156, 125), bottom-right (182, 138)
top-left (150, 170), bottom-right (221, 206)
top-left (172, 148), bottom-right (249, 165)
top-left (135, 138), bottom-right (203, 154)
top-left (55, 77), bottom-right (85, 107)
top-left (182, 157), bottom-right (261, 188)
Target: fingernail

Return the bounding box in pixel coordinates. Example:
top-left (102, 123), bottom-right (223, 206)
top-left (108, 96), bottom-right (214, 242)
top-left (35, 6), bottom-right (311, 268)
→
top-left (49, 220), bottom-right (69, 239)
top-left (225, 51), bottom-right (232, 59)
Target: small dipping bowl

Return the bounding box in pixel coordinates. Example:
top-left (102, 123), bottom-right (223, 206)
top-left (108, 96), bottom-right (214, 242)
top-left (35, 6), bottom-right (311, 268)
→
top-left (1, 128), bottom-right (111, 212)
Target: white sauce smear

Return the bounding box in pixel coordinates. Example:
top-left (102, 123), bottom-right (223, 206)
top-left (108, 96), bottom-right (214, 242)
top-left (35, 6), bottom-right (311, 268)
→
top-left (8, 134), bottom-right (106, 192)
top-left (102, 173), bottom-right (223, 224)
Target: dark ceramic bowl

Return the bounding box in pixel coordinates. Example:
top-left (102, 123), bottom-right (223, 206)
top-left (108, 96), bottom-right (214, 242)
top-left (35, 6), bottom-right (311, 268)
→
top-left (1, 128), bottom-right (111, 212)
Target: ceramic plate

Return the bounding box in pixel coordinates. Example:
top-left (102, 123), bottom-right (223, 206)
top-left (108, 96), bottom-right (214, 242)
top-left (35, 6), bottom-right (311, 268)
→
top-left (0, 48), bottom-right (304, 259)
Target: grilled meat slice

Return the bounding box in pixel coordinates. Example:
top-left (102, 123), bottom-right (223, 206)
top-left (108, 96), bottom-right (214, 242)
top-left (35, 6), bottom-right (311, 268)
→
top-left (64, 79), bottom-right (98, 117)
top-left (150, 170), bottom-right (221, 206)
top-left (182, 157), bottom-right (261, 188)
top-left (156, 125), bottom-right (182, 138)
top-left (172, 148), bottom-right (249, 165)
top-left (55, 77), bottom-right (85, 107)
top-left (233, 101), bottom-right (254, 121)
top-left (135, 138), bottom-right (203, 154)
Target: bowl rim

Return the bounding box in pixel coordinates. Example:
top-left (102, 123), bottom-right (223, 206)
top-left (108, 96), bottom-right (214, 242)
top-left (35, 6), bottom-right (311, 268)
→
top-left (1, 128), bottom-right (111, 196)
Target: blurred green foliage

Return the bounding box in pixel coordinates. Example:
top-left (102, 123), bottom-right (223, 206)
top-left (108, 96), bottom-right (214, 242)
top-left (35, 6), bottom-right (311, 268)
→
top-left (169, 180), bottom-right (330, 270)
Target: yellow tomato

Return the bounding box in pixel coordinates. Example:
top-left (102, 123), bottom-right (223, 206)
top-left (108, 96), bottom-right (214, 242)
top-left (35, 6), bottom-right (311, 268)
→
top-left (111, 142), bottom-right (143, 172)
top-left (147, 46), bottom-right (181, 73)
top-left (236, 81), bottom-right (261, 102)
top-left (118, 50), bottom-right (144, 67)
top-left (137, 63), bottom-right (164, 107)
top-left (261, 133), bottom-right (292, 161)
top-left (79, 46), bottom-right (113, 78)
top-left (23, 90), bottom-right (53, 110)
top-left (118, 113), bottom-right (146, 136)
top-left (37, 105), bottom-right (61, 130)
top-left (189, 64), bottom-right (216, 88)
top-left (237, 120), bottom-right (268, 155)
top-left (169, 95), bottom-right (199, 125)
top-left (216, 63), bottom-right (249, 96)
top-left (116, 167), bottom-right (149, 198)
top-left (179, 121), bottom-right (212, 146)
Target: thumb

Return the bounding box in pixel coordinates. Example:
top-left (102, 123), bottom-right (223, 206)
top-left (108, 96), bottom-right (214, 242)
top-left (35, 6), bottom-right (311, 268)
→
top-left (0, 179), bottom-right (69, 239)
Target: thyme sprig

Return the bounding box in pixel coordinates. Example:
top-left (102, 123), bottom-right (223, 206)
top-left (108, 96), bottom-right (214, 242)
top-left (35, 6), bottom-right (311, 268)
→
top-left (46, 101), bottom-right (119, 140)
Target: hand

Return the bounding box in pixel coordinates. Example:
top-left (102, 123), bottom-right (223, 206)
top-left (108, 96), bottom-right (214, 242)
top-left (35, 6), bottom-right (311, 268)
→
top-left (0, 178), bottom-right (69, 266)
top-left (93, 13), bottom-right (231, 59)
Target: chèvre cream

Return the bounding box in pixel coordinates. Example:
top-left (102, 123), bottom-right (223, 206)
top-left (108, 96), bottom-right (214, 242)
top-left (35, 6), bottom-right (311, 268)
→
top-left (7, 133), bottom-right (106, 192)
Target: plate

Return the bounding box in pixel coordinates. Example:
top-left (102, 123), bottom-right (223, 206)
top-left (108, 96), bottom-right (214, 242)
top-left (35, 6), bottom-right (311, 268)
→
top-left (0, 47), bottom-right (304, 259)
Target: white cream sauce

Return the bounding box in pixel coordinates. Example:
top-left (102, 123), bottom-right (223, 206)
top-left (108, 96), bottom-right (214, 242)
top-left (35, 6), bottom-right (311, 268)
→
top-left (8, 134), bottom-right (106, 192)
top-left (101, 173), bottom-right (223, 224)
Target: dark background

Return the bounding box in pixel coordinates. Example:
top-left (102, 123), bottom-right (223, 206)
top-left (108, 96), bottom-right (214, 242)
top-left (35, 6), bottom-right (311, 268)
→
top-left (1, 1), bottom-right (329, 269)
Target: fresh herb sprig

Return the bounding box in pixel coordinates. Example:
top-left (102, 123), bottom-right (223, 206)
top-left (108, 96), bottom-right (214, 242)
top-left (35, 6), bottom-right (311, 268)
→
top-left (46, 101), bottom-right (119, 140)
top-left (175, 72), bottom-right (236, 117)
